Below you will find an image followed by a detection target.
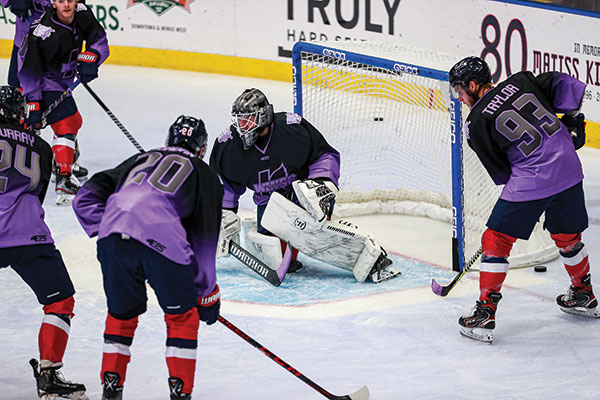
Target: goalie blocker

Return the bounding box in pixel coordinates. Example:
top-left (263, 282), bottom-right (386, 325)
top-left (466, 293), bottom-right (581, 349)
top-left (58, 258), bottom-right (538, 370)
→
top-left (261, 192), bottom-right (400, 283)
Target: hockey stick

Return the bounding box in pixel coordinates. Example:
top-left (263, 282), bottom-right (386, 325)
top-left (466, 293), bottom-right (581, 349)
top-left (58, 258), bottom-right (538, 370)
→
top-left (218, 315), bottom-right (370, 400)
top-left (35, 79), bottom-right (82, 131)
top-left (431, 247), bottom-right (482, 297)
top-left (228, 240), bottom-right (292, 287)
top-left (82, 82), bottom-right (145, 152)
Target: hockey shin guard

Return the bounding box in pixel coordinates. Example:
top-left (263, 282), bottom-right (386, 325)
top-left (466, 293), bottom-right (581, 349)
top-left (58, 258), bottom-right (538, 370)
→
top-left (165, 308), bottom-right (199, 395)
top-left (51, 112), bottom-right (82, 174)
top-left (39, 296), bottom-right (75, 364)
top-left (102, 313), bottom-right (139, 387)
top-left (551, 233), bottom-right (589, 287)
top-left (480, 229), bottom-right (516, 299)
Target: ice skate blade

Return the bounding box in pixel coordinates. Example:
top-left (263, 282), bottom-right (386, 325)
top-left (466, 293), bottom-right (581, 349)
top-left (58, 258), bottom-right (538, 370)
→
top-left (559, 306), bottom-right (600, 318)
top-left (41, 392), bottom-right (88, 400)
top-left (459, 326), bottom-right (494, 343)
top-left (56, 193), bottom-right (74, 206)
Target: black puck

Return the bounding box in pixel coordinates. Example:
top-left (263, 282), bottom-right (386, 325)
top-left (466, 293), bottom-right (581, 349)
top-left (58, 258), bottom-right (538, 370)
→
top-left (534, 265), bottom-right (547, 273)
top-left (374, 117), bottom-right (384, 121)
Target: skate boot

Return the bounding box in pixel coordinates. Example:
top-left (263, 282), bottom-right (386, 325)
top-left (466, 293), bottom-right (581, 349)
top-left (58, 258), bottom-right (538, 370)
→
top-left (168, 377), bottom-right (191, 399)
top-left (288, 260), bottom-right (303, 273)
top-left (556, 273), bottom-right (600, 318)
top-left (52, 161), bottom-right (88, 181)
top-left (369, 248), bottom-right (401, 283)
top-left (30, 359), bottom-right (88, 400)
top-left (55, 172), bottom-right (80, 206)
top-left (101, 372), bottom-right (123, 400)
top-left (458, 292), bottom-right (502, 343)
top-left (71, 162), bottom-right (88, 180)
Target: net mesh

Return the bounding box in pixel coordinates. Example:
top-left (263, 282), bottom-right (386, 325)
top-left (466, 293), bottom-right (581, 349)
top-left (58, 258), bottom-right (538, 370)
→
top-left (295, 41), bottom-right (557, 268)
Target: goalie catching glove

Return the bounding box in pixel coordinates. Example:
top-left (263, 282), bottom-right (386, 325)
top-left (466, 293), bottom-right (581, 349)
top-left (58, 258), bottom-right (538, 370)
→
top-left (561, 112), bottom-right (586, 150)
top-left (292, 179), bottom-right (338, 225)
top-left (216, 209), bottom-right (241, 258)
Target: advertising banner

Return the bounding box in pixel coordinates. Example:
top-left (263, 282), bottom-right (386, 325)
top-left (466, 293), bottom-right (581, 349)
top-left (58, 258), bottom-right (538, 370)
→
top-left (0, 0), bottom-right (598, 121)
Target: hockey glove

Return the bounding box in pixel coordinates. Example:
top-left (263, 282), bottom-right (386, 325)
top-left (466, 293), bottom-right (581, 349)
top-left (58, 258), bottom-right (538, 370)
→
top-left (77, 49), bottom-right (101, 84)
top-left (197, 285), bottom-right (220, 325)
top-left (217, 210), bottom-right (241, 258)
top-left (9, 0), bottom-right (30, 20)
top-left (292, 179), bottom-right (338, 226)
top-left (561, 113), bottom-right (586, 150)
top-left (25, 102), bottom-right (42, 130)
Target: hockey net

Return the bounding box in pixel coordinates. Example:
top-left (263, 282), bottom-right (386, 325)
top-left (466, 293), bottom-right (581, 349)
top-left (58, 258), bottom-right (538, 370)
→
top-left (292, 41), bottom-right (558, 271)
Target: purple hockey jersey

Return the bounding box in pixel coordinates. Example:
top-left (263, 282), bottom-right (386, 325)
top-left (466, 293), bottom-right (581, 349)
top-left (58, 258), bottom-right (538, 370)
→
top-left (0, 0), bottom-right (51, 49)
top-left (465, 71), bottom-right (586, 202)
top-left (18, 3), bottom-right (109, 102)
top-left (72, 147), bottom-right (224, 298)
top-left (0, 122), bottom-right (54, 248)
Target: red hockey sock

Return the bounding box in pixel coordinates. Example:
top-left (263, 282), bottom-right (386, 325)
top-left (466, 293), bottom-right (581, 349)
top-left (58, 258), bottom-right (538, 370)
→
top-left (165, 308), bottom-right (199, 395)
top-left (39, 296), bottom-right (75, 363)
top-left (551, 233), bottom-right (589, 287)
top-left (479, 229), bottom-right (516, 299)
top-left (101, 313), bottom-right (139, 386)
top-left (51, 112), bottom-right (82, 174)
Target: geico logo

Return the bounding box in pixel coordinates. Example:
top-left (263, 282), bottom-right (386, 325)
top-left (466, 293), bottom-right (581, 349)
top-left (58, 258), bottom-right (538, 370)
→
top-left (393, 63), bottom-right (419, 74)
top-left (322, 49), bottom-right (346, 60)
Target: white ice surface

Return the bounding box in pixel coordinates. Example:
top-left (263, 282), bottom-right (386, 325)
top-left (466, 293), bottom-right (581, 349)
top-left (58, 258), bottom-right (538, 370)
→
top-left (1, 61), bottom-right (599, 399)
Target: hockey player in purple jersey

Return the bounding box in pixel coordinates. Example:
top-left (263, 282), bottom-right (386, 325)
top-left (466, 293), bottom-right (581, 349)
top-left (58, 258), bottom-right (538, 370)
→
top-left (0, 86), bottom-right (87, 399)
top-left (0, 0), bottom-right (52, 87)
top-left (449, 56), bottom-right (597, 343)
top-left (18, 0), bottom-right (109, 205)
top-left (73, 115), bottom-right (223, 400)
top-left (210, 88), bottom-right (398, 284)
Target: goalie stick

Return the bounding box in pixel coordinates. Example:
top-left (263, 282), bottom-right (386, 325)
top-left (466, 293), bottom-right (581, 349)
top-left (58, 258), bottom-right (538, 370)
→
top-left (431, 247), bottom-right (482, 297)
top-left (228, 240), bottom-right (292, 287)
top-left (218, 316), bottom-right (370, 400)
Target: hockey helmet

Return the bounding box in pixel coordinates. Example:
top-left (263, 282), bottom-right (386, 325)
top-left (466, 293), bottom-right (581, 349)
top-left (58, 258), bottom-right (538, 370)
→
top-left (449, 56), bottom-right (492, 93)
top-left (231, 88), bottom-right (274, 150)
top-left (166, 115), bottom-right (208, 158)
top-left (0, 85), bottom-right (27, 125)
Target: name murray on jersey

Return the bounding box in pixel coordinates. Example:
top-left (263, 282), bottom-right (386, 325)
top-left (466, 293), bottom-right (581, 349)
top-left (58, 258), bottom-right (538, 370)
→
top-left (0, 128), bottom-right (35, 147)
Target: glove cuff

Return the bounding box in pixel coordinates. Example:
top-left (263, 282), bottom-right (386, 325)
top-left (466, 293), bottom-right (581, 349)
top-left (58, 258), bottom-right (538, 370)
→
top-left (78, 49), bottom-right (100, 63)
top-left (27, 102), bottom-right (40, 112)
top-left (198, 285), bottom-right (220, 307)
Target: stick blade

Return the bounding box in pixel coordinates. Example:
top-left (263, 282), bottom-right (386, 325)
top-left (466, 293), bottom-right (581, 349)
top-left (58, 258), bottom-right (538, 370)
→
top-left (431, 278), bottom-right (449, 297)
top-left (348, 385), bottom-right (370, 400)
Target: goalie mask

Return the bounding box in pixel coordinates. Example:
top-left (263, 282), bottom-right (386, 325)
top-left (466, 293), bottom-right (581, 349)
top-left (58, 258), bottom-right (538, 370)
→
top-left (449, 56), bottom-right (492, 97)
top-left (166, 115), bottom-right (208, 158)
top-left (231, 88), bottom-right (274, 150)
top-left (0, 85), bottom-right (27, 125)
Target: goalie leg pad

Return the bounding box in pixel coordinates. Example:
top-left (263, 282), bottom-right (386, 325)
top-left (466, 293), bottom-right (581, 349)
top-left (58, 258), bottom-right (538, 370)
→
top-left (261, 192), bottom-right (396, 282)
top-left (242, 219), bottom-right (284, 268)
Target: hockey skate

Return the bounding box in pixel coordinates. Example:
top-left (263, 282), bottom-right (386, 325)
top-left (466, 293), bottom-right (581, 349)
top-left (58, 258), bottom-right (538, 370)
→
top-left (556, 273), bottom-right (600, 318)
top-left (101, 372), bottom-right (123, 400)
top-left (168, 377), bottom-right (191, 399)
top-left (55, 172), bottom-right (80, 206)
top-left (288, 260), bottom-right (303, 273)
top-left (30, 359), bottom-right (88, 400)
top-left (369, 248), bottom-right (401, 283)
top-left (458, 292), bottom-right (502, 343)
top-left (52, 161), bottom-right (88, 182)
